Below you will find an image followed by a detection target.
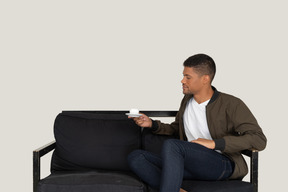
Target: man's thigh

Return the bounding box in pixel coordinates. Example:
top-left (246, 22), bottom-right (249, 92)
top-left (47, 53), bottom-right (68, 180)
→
top-left (168, 139), bottom-right (233, 180)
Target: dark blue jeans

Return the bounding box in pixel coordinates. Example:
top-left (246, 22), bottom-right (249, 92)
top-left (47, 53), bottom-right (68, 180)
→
top-left (127, 139), bottom-right (234, 192)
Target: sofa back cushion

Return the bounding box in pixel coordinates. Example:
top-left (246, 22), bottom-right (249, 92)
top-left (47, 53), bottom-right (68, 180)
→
top-left (51, 112), bottom-right (141, 172)
top-left (141, 128), bottom-right (177, 156)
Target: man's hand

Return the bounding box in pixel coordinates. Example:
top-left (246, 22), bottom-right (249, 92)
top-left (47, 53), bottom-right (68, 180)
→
top-left (191, 138), bottom-right (215, 149)
top-left (129, 113), bottom-right (152, 128)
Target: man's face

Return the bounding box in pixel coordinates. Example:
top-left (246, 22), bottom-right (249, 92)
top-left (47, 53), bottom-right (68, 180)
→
top-left (181, 67), bottom-right (205, 95)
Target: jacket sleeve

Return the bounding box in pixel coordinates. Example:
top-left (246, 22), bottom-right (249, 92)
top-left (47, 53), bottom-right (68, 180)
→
top-left (151, 95), bottom-right (190, 137)
top-left (221, 99), bottom-right (267, 153)
top-left (152, 112), bottom-right (180, 136)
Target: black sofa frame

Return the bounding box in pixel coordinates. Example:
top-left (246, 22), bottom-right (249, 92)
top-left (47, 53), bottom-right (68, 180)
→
top-left (33, 111), bottom-right (259, 192)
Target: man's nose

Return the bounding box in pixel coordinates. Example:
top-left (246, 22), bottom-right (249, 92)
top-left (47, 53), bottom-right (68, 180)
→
top-left (181, 78), bottom-right (185, 84)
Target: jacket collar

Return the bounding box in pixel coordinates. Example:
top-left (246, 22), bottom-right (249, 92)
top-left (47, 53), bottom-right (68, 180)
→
top-left (208, 86), bottom-right (220, 105)
top-left (183, 86), bottom-right (220, 106)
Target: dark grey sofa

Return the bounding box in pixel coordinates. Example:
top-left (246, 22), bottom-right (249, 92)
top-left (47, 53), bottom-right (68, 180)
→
top-left (33, 111), bottom-right (258, 192)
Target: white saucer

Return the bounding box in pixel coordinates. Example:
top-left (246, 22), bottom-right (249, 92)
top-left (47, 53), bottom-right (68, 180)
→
top-left (126, 113), bottom-right (142, 117)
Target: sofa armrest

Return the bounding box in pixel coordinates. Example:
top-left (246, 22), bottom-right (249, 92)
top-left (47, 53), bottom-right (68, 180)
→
top-left (242, 149), bottom-right (258, 157)
top-left (242, 149), bottom-right (259, 192)
top-left (33, 141), bottom-right (56, 192)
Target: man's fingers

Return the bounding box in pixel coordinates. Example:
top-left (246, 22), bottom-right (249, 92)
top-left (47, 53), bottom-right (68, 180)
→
top-left (136, 119), bottom-right (144, 125)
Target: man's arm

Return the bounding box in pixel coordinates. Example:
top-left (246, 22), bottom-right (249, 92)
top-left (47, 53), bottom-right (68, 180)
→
top-left (191, 138), bottom-right (215, 149)
top-left (221, 99), bottom-right (267, 153)
top-left (130, 112), bottom-right (180, 136)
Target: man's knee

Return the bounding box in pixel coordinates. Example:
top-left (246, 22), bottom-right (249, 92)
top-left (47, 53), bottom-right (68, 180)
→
top-left (162, 139), bottom-right (183, 154)
top-left (127, 149), bottom-right (143, 162)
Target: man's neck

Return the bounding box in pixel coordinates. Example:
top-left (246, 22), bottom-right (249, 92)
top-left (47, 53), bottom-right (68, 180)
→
top-left (193, 86), bottom-right (214, 104)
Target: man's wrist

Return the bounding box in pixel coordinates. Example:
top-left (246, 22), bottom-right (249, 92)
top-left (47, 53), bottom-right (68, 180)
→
top-left (214, 138), bottom-right (225, 151)
top-left (150, 120), bottom-right (159, 131)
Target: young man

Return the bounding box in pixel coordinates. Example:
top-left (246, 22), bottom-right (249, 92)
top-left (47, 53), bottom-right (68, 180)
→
top-left (128, 54), bottom-right (267, 192)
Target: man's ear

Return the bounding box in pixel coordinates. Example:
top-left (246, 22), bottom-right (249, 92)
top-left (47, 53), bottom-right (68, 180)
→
top-left (202, 75), bottom-right (210, 84)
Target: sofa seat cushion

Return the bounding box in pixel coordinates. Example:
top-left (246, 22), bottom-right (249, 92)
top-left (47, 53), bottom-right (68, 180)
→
top-left (38, 171), bottom-right (147, 192)
top-left (181, 180), bottom-right (253, 192)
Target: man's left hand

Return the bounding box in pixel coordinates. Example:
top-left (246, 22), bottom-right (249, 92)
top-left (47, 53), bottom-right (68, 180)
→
top-left (191, 138), bottom-right (215, 149)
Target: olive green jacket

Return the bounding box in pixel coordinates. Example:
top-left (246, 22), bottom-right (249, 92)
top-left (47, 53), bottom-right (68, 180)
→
top-left (153, 87), bottom-right (267, 179)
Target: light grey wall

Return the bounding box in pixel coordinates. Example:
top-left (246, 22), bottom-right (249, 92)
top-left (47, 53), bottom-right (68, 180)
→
top-left (1, 1), bottom-right (287, 191)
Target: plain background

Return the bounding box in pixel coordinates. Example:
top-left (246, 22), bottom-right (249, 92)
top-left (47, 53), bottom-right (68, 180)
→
top-left (1, 0), bottom-right (287, 191)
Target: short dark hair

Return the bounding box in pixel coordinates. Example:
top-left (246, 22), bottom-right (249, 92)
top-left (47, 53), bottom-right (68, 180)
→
top-left (183, 53), bottom-right (216, 83)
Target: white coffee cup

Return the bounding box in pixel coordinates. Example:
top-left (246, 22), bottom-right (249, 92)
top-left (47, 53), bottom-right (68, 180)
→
top-left (129, 108), bottom-right (139, 115)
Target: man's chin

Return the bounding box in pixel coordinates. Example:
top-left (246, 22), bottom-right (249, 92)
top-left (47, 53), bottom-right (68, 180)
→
top-left (182, 90), bottom-right (193, 95)
top-left (182, 90), bottom-right (190, 95)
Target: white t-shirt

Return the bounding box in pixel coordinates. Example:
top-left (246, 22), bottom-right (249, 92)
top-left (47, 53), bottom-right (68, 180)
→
top-left (183, 98), bottom-right (212, 142)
